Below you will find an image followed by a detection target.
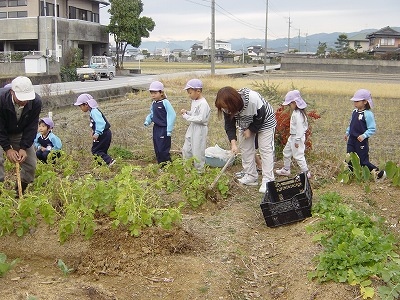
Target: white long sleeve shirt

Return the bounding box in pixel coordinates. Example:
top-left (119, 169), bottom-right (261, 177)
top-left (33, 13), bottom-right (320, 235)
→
top-left (290, 109), bottom-right (308, 141)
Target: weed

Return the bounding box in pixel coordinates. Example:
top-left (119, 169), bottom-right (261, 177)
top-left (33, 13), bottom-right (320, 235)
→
top-left (0, 253), bottom-right (18, 277)
top-left (57, 259), bottom-right (74, 276)
top-left (307, 192), bottom-right (400, 300)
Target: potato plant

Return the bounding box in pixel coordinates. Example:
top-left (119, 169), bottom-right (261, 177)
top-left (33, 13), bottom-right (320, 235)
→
top-left (0, 151), bottom-right (230, 243)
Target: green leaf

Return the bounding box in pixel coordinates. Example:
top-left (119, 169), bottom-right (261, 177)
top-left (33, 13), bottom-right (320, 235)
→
top-left (361, 286), bottom-right (374, 299)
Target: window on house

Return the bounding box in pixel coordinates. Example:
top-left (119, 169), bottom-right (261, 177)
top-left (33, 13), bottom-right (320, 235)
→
top-left (0, 12), bottom-right (6, 18)
top-left (0, 1), bottom-right (6, 7)
top-left (40, 1), bottom-right (58, 16)
top-left (78, 9), bottom-right (87, 21)
top-left (48, 3), bottom-right (55, 16)
top-left (380, 38), bottom-right (395, 46)
top-left (69, 6), bottom-right (76, 19)
top-left (8, 10), bottom-right (27, 17)
top-left (8, 0), bottom-right (27, 7)
top-left (93, 13), bottom-right (99, 23)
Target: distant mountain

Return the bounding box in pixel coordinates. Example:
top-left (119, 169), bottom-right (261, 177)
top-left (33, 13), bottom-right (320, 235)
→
top-left (137, 29), bottom-right (378, 53)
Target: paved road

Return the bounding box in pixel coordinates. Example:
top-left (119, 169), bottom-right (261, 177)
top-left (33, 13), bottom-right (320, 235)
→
top-left (33, 64), bottom-right (399, 97)
top-left (33, 65), bottom-right (280, 97)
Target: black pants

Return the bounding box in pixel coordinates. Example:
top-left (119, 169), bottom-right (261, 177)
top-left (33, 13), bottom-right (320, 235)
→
top-left (92, 129), bottom-right (113, 165)
top-left (347, 136), bottom-right (377, 171)
top-left (153, 125), bottom-right (171, 164)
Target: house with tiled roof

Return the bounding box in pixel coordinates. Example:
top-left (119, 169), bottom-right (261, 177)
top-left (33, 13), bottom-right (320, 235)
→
top-left (348, 31), bottom-right (374, 52)
top-left (366, 26), bottom-right (400, 55)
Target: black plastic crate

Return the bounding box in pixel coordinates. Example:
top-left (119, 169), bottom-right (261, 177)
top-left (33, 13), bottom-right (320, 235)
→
top-left (260, 172), bottom-right (313, 227)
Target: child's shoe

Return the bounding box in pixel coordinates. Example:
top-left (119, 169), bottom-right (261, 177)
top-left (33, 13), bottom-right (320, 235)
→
top-left (377, 170), bottom-right (386, 181)
top-left (276, 167), bottom-right (290, 176)
top-left (108, 159), bottom-right (116, 167)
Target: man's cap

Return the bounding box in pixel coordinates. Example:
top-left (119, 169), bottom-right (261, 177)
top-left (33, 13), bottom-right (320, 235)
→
top-left (350, 89), bottom-right (374, 108)
top-left (74, 93), bottom-right (99, 108)
top-left (40, 117), bottom-right (54, 129)
top-left (149, 81), bottom-right (164, 91)
top-left (11, 76), bottom-right (35, 101)
top-left (184, 79), bottom-right (203, 90)
top-left (282, 90), bottom-right (307, 109)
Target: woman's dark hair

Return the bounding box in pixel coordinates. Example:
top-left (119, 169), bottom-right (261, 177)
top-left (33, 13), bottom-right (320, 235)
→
top-left (215, 86), bottom-right (244, 119)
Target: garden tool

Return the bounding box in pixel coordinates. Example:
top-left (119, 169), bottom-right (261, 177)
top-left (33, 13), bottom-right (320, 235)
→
top-left (15, 162), bottom-right (23, 199)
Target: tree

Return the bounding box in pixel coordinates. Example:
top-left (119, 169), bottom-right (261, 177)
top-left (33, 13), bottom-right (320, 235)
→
top-left (107, 0), bottom-right (155, 69)
top-left (316, 42), bottom-right (327, 57)
top-left (334, 34), bottom-right (350, 55)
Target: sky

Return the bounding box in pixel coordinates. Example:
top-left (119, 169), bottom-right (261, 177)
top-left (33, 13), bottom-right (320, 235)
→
top-left (100, 0), bottom-right (400, 42)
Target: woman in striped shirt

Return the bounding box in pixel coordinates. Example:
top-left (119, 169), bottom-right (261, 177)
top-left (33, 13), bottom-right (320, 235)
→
top-left (215, 86), bottom-right (277, 194)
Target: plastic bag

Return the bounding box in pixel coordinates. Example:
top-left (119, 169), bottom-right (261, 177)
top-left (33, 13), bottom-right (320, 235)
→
top-left (205, 144), bottom-right (231, 160)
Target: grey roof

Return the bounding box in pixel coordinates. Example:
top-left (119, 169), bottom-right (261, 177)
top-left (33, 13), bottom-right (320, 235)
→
top-left (367, 26), bottom-right (400, 38)
top-left (92, 0), bottom-right (110, 5)
top-left (348, 31), bottom-right (373, 41)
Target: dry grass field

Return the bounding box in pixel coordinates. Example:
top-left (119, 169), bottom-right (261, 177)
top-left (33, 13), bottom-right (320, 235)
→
top-left (1, 69), bottom-right (400, 300)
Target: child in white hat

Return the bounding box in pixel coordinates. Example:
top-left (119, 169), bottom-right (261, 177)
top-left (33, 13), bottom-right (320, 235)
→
top-left (345, 89), bottom-right (385, 180)
top-left (276, 90), bottom-right (311, 178)
top-left (181, 79), bottom-right (210, 172)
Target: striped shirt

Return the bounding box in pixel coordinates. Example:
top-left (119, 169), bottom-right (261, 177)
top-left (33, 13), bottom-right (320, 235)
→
top-left (225, 88), bottom-right (277, 141)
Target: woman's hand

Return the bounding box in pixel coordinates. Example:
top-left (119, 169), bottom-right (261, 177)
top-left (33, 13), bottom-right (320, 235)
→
top-left (231, 140), bottom-right (239, 155)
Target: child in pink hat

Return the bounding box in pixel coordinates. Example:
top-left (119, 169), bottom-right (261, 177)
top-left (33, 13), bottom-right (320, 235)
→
top-left (276, 90), bottom-right (310, 178)
top-left (74, 93), bottom-right (115, 167)
top-left (345, 89), bottom-right (385, 180)
top-left (34, 117), bottom-right (62, 163)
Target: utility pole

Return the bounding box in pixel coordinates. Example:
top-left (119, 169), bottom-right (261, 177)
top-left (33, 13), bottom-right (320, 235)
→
top-left (263, 0), bottom-right (268, 73)
top-left (210, 0), bottom-right (215, 75)
top-left (44, 3), bottom-right (49, 75)
top-left (287, 16), bottom-right (291, 53)
top-left (305, 33), bottom-right (308, 52)
top-left (298, 29), bottom-right (301, 52)
top-left (54, 0), bottom-right (58, 62)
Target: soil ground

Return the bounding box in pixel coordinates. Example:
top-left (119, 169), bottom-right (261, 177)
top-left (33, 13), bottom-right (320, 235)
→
top-left (1, 173), bottom-right (399, 300)
top-left (1, 76), bottom-right (400, 300)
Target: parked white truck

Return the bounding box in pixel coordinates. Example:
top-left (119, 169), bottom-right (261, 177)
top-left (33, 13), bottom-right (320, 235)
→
top-left (76, 56), bottom-right (116, 81)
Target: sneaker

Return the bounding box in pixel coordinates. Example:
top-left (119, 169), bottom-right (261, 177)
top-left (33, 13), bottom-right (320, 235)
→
top-left (108, 159), bottom-right (116, 167)
top-left (235, 170), bottom-right (245, 178)
top-left (377, 170), bottom-right (386, 181)
top-left (276, 168), bottom-right (290, 176)
top-left (238, 174), bottom-right (258, 186)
